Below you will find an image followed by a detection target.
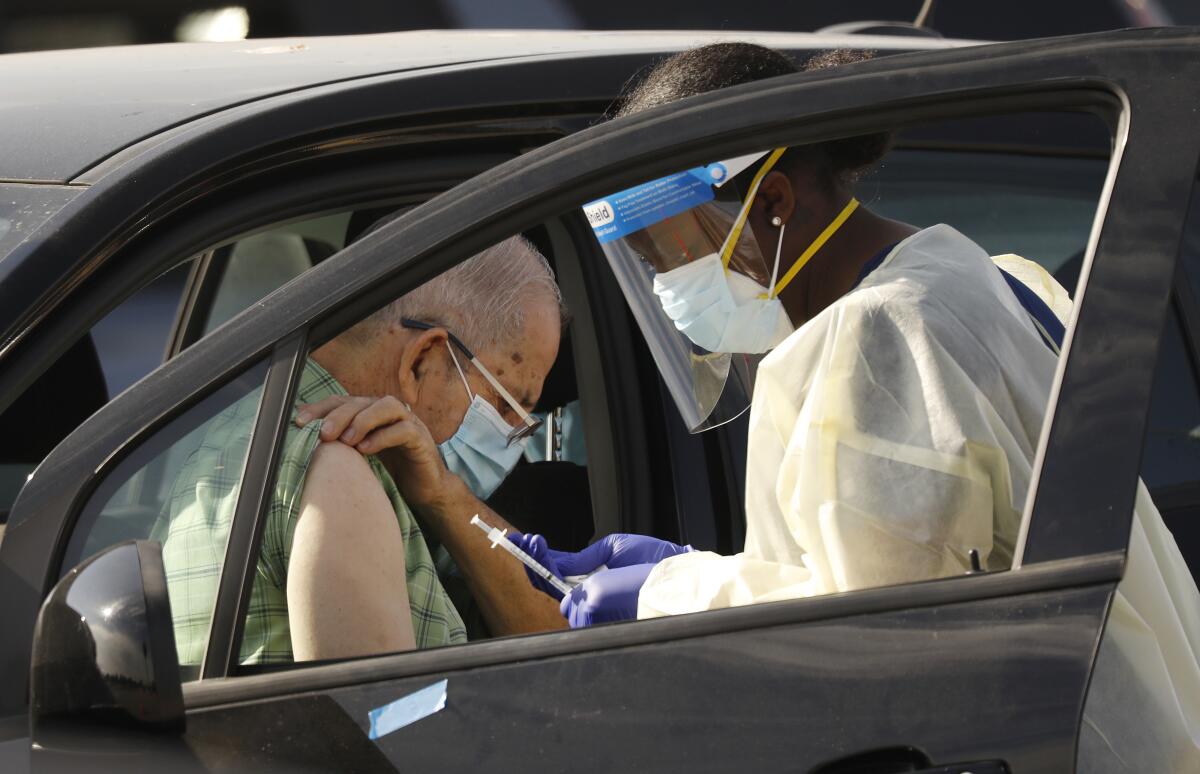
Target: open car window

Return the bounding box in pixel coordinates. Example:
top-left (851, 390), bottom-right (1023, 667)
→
top-left (59, 360), bottom-right (269, 682)
top-left (162, 105), bottom-right (1128, 673)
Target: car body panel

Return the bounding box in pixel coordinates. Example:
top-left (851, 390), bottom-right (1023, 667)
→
top-left (0, 32), bottom-right (970, 391)
top-left (0, 184), bottom-right (84, 260)
top-left (0, 29), bottom-right (968, 184)
top-left (183, 580), bottom-right (1114, 772)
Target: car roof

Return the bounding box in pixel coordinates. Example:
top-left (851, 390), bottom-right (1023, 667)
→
top-left (0, 29), bottom-right (971, 183)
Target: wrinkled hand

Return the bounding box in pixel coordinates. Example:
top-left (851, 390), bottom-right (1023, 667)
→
top-left (508, 532), bottom-right (689, 600)
top-left (295, 395), bottom-right (454, 513)
top-left (559, 564), bottom-right (657, 627)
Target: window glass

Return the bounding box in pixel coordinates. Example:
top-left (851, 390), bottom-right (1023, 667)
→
top-left (0, 260), bottom-right (194, 525)
top-left (1140, 301), bottom-right (1200, 581)
top-left (200, 213), bottom-right (348, 336)
top-left (1181, 169), bottom-right (1200, 307)
top-left (90, 260), bottom-right (192, 397)
top-left (61, 360), bottom-right (268, 678)
top-left (1141, 305), bottom-right (1200, 492)
top-left (861, 149), bottom-right (1107, 279)
top-left (0, 335), bottom-right (109, 525)
top-left (1, 210), bottom-right (351, 526)
top-left (1141, 168), bottom-right (1200, 581)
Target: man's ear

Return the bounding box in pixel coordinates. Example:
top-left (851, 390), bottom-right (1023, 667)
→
top-left (752, 170), bottom-right (797, 227)
top-left (397, 326), bottom-right (449, 407)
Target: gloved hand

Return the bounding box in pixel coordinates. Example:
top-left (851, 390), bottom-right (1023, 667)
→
top-left (508, 532), bottom-right (690, 600)
top-left (559, 563), bottom-right (658, 628)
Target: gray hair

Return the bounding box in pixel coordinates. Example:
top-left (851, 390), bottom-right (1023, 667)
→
top-left (346, 235), bottom-right (566, 353)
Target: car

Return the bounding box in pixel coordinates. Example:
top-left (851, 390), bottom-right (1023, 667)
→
top-left (2, 25), bottom-right (1199, 773)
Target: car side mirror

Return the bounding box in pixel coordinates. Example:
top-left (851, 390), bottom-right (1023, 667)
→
top-left (30, 540), bottom-right (184, 754)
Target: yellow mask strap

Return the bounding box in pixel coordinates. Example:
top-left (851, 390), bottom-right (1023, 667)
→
top-left (770, 197), bottom-right (859, 297)
top-left (718, 147), bottom-right (787, 269)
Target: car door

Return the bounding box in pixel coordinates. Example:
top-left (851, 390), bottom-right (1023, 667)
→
top-left (10, 28), bottom-right (1200, 773)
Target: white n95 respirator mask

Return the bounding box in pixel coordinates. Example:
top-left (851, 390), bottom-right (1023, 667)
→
top-left (652, 253), bottom-right (793, 354)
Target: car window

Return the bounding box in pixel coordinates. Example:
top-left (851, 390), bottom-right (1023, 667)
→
top-left (1, 210), bottom-right (363, 538)
top-left (0, 259), bottom-right (200, 536)
top-left (198, 212), bottom-right (350, 338)
top-left (215, 227), bottom-right (596, 671)
top-left (90, 260), bottom-right (194, 396)
top-left (205, 108), bottom-right (1114, 673)
top-left (860, 111), bottom-right (1110, 286)
top-left (1140, 299), bottom-right (1200, 579)
top-left (861, 148), bottom-right (1107, 280)
top-left (564, 110), bottom-right (1111, 622)
top-left (707, 112), bottom-right (1109, 558)
top-left (1182, 169), bottom-right (1200, 311)
top-left (1141, 303), bottom-right (1200, 493)
top-left (59, 359), bottom-right (269, 681)
top-left (692, 120), bottom-right (1106, 564)
top-left (1140, 167), bottom-right (1200, 580)
top-left (0, 334), bottom-right (110, 531)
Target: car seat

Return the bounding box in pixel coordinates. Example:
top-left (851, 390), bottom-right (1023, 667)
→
top-left (487, 328), bottom-right (594, 553)
top-left (204, 232), bottom-right (314, 334)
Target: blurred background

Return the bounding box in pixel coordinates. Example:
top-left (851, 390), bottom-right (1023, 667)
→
top-left (1, 0), bottom-right (1198, 54)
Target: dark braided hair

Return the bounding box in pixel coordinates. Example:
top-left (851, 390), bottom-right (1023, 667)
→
top-left (614, 43), bottom-right (891, 192)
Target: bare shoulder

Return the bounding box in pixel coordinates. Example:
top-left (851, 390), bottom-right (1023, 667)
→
top-left (308, 438), bottom-right (375, 480)
top-left (300, 440), bottom-right (394, 525)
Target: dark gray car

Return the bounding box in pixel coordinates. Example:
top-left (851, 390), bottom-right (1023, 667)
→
top-left (2, 26), bottom-right (1199, 773)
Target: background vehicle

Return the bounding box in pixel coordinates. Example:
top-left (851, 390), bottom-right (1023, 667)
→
top-left (2, 26), bottom-right (1199, 772)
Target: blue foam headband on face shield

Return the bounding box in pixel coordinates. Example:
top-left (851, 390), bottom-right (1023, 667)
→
top-left (582, 150), bottom-right (773, 246)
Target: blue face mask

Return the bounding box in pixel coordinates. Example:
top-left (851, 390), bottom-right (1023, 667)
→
top-left (438, 344), bottom-right (529, 500)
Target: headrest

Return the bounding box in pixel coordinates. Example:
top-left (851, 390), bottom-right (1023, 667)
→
top-left (205, 232), bottom-right (313, 334)
top-left (534, 330), bottom-right (577, 413)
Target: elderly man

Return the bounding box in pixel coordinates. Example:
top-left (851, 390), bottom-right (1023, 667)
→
top-left (160, 234), bottom-right (566, 667)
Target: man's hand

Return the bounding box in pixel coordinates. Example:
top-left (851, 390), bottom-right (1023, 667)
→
top-left (296, 395), bottom-right (454, 513)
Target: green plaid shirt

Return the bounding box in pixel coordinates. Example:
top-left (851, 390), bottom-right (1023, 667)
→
top-left (159, 359), bottom-right (466, 669)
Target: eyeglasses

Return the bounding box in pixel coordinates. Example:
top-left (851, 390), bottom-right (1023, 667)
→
top-left (401, 319), bottom-right (544, 446)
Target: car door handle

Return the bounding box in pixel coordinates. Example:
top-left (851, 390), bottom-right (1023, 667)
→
top-left (816, 760), bottom-right (1007, 774)
top-left (810, 746), bottom-right (1009, 774)
top-left (909, 764), bottom-right (1009, 774)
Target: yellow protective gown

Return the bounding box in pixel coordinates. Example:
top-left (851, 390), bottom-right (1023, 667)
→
top-left (637, 224), bottom-right (1200, 770)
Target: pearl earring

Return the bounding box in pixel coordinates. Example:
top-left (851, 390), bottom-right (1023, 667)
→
top-left (771, 216), bottom-right (783, 227)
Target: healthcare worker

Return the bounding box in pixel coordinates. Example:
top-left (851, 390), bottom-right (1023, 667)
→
top-left (512, 44), bottom-right (1200, 771)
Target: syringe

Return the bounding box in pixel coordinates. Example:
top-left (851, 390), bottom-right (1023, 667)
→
top-left (469, 514), bottom-right (574, 597)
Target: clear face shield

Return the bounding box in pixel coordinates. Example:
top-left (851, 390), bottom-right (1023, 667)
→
top-left (583, 149), bottom-right (794, 432)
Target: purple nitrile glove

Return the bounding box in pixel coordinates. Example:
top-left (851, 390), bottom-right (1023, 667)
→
top-left (559, 563), bottom-right (658, 627)
top-left (508, 532), bottom-right (690, 600)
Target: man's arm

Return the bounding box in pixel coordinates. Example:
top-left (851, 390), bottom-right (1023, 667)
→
top-left (296, 394), bottom-right (567, 637)
top-left (288, 441), bottom-right (416, 661)
top-left (416, 474), bottom-right (567, 636)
